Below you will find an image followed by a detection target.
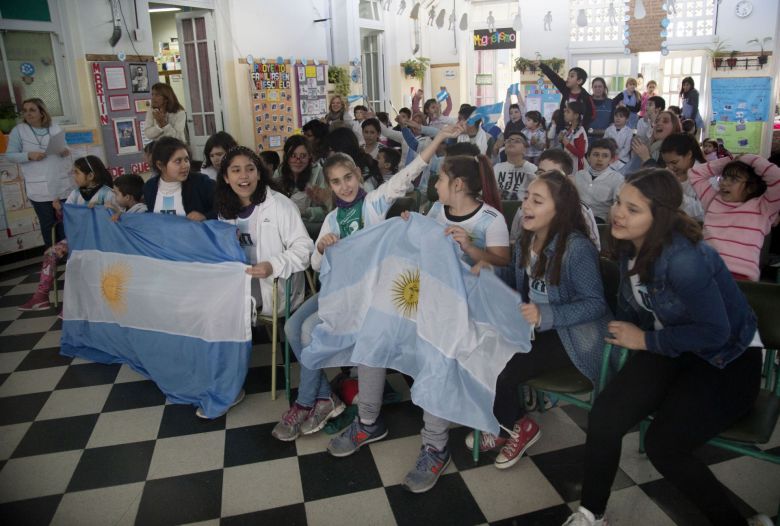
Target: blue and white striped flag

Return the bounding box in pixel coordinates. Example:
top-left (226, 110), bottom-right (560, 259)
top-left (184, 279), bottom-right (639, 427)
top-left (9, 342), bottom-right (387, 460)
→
top-left (60, 206), bottom-right (253, 418)
top-left (301, 214), bottom-right (532, 434)
top-left (467, 101), bottom-right (504, 130)
top-left (436, 89), bottom-right (449, 103)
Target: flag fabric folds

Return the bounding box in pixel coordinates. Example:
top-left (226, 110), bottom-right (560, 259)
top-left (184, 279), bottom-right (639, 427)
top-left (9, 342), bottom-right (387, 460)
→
top-left (60, 205), bottom-right (253, 418)
top-left (467, 101), bottom-right (504, 130)
top-left (301, 214), bottom-right (532, 434)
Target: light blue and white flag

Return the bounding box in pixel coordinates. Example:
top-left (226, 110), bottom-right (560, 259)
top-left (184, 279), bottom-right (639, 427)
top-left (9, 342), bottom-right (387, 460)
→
top-left (301, 214), bottom-right (532, 434)
top-left (467, 101), bottom-right (504, 130)
top-left (347, 94), bottom-right (366, 104)
top-left (436, 89), bottom-right (449, 103)
top-left (61, 205), bottom-right (253, 418)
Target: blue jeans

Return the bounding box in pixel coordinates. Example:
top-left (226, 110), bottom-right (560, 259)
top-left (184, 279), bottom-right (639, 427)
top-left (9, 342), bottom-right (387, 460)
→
top-left (31, 199), bottom-right (65, 247)
top-left (284, 294), bottom-right (331, 407)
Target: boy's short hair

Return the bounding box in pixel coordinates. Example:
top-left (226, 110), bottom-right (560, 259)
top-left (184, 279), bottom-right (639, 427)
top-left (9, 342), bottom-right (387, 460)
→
top-left (570, 67), bottom-right (588, 85)
top-left (613, 106), bottom-right (630, 119)
top-left (361, 117), bottom-right (381, 132)
top-left (399, 107), bottom-right (412, 118)
top-left (538, 149), bottom-right (574, 176)
top-left (588, 138), bottom-right (617, 157)
top-left (509, 103), bottom-right (521, 111)
top-left (353, 105), bottom-right (368, 114)
top-left (667, 105), bottom-right (682, 116)
top-left (376, 111), bottom-right (391, 126)
top-left (504, 129), bottom-right (528, 145)
top-left (378, 148), bottom-right (401, 171)
top-left (648, 96), bottom-right (666, 111)
top-left (113, 173), bottom-right (144, 202)
top-left (681, 119), bottom-right (697, 134)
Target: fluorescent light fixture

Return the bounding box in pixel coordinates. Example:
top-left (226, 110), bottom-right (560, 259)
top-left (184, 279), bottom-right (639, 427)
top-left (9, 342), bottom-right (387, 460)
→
top-left (149, 7), bottom-right (181, 13)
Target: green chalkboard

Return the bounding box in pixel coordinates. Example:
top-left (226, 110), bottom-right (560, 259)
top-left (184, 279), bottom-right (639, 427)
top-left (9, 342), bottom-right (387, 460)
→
top-left (0, 0), bottom-right (51, 22)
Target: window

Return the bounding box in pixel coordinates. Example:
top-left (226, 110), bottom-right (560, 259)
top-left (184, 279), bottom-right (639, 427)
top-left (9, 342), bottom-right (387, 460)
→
top-left (576, 56), bottom-right (633, 93)
top-left (659, 52), bottom-right (705, 116)
top-left (569, 0), bottom-right (625, 43)
top-left (666, 0), bottom-right (715, 38)
top-left (359, 0), bottom-right (381, 21)
top-left (0, 31), bottom-right (64, 116)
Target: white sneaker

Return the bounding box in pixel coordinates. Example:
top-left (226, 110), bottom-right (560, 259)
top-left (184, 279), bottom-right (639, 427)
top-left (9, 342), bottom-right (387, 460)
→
top-left (562, 506), bottom-right (607, 526)
top-left (195, 389), bottom-right (246, 419)
top-left (747, 515), bottom-right (773, 526)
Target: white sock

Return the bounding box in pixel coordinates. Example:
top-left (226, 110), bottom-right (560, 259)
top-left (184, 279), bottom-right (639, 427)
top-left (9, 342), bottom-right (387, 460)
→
top-left (577, 506), bottom-right (597, 523)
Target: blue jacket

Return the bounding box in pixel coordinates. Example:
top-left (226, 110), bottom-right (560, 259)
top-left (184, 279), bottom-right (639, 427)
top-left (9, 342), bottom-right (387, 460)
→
top-left (617, 234), bottom-right (756, 368)
top-left (143, 172), bottom-right (216, 219)
top-left (504, 231), bottom-right (612, 384)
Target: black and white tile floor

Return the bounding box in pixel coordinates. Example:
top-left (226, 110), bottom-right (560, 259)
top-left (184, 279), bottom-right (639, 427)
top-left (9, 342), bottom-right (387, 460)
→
top-left (0, 262), bottom-right (778, 525)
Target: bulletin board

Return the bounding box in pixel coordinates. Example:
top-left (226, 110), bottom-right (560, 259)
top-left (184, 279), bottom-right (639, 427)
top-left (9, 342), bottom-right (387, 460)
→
top-left (89, 57), bottom-right (159, 177)
top-left (295, 63), bottom-right (328, 127)
top-left (250, 61), bottom-right (296, 152)
top-left (524, 81), bottom-right (562, 127)
top-left (709, 77), bottom-right (771, 154)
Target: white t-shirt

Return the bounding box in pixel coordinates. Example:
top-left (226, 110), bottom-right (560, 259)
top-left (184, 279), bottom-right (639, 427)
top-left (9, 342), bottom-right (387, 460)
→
top-left (526, 251), bottom-right (549, 305)
top-left (427, 201), bottom-right (509, 265)
top-left (629, 258), bottom-right (663, 330)
top-left (154, 179), bottom-right (186, 216)
top-left (493, 160), bottom-right (537, 201)
top-left (200, 166), bottom-right (218, 181)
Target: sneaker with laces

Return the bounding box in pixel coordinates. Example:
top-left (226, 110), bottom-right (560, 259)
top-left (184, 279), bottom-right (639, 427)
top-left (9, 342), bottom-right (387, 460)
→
top-left (327, 416), bottom-right (388, 457)
top-left (747, 515), bottom-right (773, 526)
top-left (464, 430), bottom-right (507, 452)
top-left (18, 292), bottom-right (52, 312)
top-left (196, 388), bottom-right (246, 420)
top-left (271, 403), bottom-right (313, 441)
top-left (300, 395), bottom-right (346, 436)
top-left (402, 445), bottom-right (451, 493)
top-left (562, 506), bottom-right (607, 526)
top-left (495, 416), bottom-right (541, 469)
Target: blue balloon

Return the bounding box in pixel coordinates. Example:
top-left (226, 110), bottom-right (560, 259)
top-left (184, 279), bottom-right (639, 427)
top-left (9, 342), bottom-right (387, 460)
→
top-left (660, 18), bottom-right (670, 28)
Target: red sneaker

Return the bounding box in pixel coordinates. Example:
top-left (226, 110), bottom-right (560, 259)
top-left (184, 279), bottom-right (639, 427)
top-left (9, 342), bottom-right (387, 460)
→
top-left (18, 292), bottom-right (52, 312)
top-left (494, 416), bottom-right (541, 469)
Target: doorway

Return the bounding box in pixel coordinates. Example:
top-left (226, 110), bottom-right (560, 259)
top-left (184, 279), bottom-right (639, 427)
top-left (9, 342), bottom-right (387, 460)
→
top-left (149, 3), bottom-right (223, 161)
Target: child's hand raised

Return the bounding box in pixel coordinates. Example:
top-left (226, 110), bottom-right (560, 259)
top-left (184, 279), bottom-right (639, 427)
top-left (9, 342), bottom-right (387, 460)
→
top-left (439, 122), bottom-right (466, 139)
top-left (246, 261), bottom-right (274, 279)
top-left (317, 233), bottom-right (339, 254)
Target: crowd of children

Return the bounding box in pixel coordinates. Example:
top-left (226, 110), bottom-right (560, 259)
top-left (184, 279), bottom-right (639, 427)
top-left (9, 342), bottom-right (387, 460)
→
top-left (14, 60), bottom-right (779, 526)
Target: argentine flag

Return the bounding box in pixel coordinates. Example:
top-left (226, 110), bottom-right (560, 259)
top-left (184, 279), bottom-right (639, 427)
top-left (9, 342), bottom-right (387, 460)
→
top-left (60, 206), bottom-right (253, 418)
top-left (467, 101), bottom-right (504, 131)
top-left (301, 214), bottom-right (532, 434)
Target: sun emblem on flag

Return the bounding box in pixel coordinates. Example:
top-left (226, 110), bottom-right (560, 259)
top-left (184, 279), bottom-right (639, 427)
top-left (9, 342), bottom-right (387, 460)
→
top-left (101, 262), bottom-right (131, 314)
top-left (391, 268), bottom-right (420, 318)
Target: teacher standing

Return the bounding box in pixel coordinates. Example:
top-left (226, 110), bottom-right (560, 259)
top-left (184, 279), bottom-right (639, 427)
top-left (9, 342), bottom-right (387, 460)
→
top-left (5, 98), bottom-right (73, 246)
top-left (144, 83), bottom-right (187, 143)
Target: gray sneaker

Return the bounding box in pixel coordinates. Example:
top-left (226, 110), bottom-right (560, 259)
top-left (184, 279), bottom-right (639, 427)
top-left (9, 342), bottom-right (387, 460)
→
top-left (300, 395), bottom-right (346, 436)
top-left (402, 445), bottom-right (451, 493)
top-left (271, 404), bottom-right (312, 441)
top-left (327, 416), bottom-right (388, 457)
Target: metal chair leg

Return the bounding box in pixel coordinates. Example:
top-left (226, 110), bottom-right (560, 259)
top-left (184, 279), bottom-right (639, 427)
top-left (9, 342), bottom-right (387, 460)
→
top-left (270, 279), bottom-right (279, 400)
top-left (472, 430), bottom-right (480, 463)
top-left (284, 278), bottom-right (292, 402)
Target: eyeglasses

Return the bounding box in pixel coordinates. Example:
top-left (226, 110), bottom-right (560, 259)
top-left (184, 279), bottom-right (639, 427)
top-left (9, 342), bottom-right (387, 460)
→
top-left (290, 153), bottom-right (310, 161)
top-left (505, 138), bottom-right (526, 145)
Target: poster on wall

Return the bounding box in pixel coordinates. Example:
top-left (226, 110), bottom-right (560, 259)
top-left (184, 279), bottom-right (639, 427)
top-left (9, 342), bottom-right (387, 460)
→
top-left (524, 82), bottom-right (561, 126)
top-left (0, 161), bottom-right (43, 255)
top-left (296, 63), bottom-right (327, 127)
top-left (709, 77), bottom-right (771, 154)
top-left (250, 61), bottom-right (295, 152)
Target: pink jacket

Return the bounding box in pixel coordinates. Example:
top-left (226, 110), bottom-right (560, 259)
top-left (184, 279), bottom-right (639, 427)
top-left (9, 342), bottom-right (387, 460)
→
top-left (688, 155), bottom-right (780, 281)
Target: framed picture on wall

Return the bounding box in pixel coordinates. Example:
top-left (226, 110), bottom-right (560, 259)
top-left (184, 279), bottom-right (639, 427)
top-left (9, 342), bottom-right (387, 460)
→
top-left (130, 63), bottom-right (150, 93)
top-left (109, 95), bottom-right (131, 112)
top-left (113, 117), bottom-right (140, 155)
top-left (135, 99), bottom-right (151, 113)
top-left (104, 66), bottom-right (127, 90)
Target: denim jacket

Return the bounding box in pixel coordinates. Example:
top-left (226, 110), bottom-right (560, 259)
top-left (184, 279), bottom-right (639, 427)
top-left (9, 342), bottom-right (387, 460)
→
top-left (617, 234), bottom-right (756, 368)
top-left (504, 231), bottom-right (612, 384)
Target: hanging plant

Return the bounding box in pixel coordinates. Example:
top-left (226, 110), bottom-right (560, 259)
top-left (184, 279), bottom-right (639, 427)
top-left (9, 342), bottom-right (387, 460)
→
top-left (726, 50), bottom-right (738, 69)
top-left (543, 57), bottom-right (565, 73)
top-left (513, 57), bottom-right (533, 74)
top-left (747, 37), bottom-right (772, 65)
top-left (327, 66), bottom-right (351, 98)
top-left (401, 57), bottom-right (430, 80)
top-left (707, 38), bottom-right (730, 69)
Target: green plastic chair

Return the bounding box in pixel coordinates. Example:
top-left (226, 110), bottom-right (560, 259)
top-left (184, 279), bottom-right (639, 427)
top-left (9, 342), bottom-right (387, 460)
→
top-left (638, 280), bottom-right (780, 524)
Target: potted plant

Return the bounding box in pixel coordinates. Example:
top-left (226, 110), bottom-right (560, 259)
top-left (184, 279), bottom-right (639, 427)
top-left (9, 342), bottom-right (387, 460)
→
top-left (707, 38), bottom-right (729, 69)
top-left (747, 37), bottom-right (772, 65)
top-left (513, 57), bottom-right (532, 74)
top-left (0, 103), bottom-right (18, 134)
top-left (327, 66), bottom-right (351, 98)
top-left (726, 50), bottom-right (738, 69)
top-left (544, 57), bottom-right (565, 73)
top-left (401, 57), bottom-right (430, 80)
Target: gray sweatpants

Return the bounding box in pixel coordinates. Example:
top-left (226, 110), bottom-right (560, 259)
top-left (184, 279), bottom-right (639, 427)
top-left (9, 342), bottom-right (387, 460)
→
top-left (422, 411), bottom-right (450, 451)
top-left (357, 365), bottom-right (386, 424)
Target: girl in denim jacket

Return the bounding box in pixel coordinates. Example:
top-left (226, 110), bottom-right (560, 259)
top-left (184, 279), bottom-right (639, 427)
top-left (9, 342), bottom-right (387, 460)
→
top-left (468, 171), bottom-right (611, 471)
top-left (565, 169), bottom-right (762, 526)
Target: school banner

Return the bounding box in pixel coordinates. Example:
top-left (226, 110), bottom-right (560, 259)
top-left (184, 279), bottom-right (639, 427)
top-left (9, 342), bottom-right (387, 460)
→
top-left (709, 77), bottom-right (772, 154)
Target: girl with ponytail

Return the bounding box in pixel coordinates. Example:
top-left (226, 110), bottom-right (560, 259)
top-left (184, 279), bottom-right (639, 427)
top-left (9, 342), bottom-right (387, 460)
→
top-left (566, 168), bottom-right (762, 526)
top-left (425, 153), bottom-right (509, 267)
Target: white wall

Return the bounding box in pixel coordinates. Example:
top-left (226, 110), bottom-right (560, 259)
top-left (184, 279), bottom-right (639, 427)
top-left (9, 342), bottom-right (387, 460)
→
top-left (71, 0), bottom-right (155, 56)
top-left (715, 0), bottom-right (778, 52)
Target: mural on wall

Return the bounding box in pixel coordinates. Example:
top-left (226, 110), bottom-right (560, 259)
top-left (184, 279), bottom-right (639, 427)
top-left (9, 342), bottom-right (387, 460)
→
top-left (709, 76), bottom-right (771, 154)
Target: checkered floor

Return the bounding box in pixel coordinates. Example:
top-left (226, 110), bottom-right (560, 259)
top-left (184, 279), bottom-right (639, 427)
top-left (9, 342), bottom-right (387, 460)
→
top-left (0, 261), bottom-right (778, 526)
